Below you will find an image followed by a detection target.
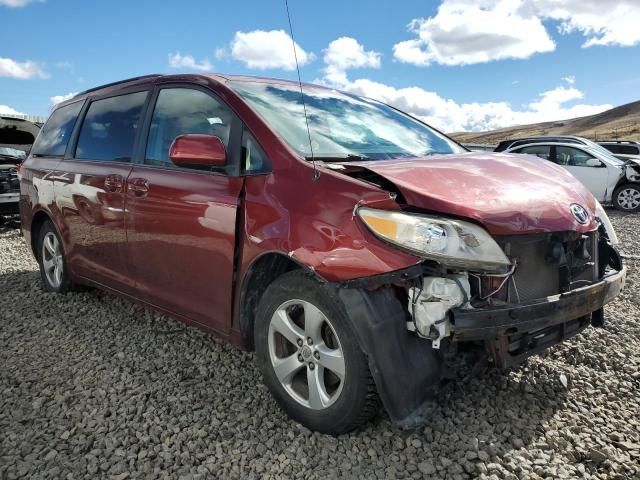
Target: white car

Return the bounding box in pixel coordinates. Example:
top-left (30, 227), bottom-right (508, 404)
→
top-left (506, 142), bottom-right (640, 212)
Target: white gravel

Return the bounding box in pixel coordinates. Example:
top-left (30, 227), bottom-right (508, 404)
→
top-left (1, 211), bottom-right (639, 479)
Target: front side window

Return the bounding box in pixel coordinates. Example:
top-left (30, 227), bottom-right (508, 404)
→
top-left (517, 145), bottom-right (551, 161)
top-left (145, 88), bottom-right (233, 167)
top-left (31, 101), bottom-right (83, 156)
top-left (75, 91), bottom-right (147, 162)
top-left (556, 146), bottom-right (596, 166)
top-left (230, 81), bottom-right (464, 161)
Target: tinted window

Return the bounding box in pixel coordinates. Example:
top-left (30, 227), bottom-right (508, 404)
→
top-left (31, 101), bottom-right (83, 156)
top-left (75, 92), bottom-right (147, 162)
top-left (604, 144), bottom-right (622, 154)
top-left (145, 88), bottom-right (233, 167)
top-left (556, 146), bottom-right (596, 166)
top-left (517, 145), bottom-right (552, 160)
top-left (242, 129), bottom-right (270, 173)
top-left (605, 144), bottom-right (639, 155)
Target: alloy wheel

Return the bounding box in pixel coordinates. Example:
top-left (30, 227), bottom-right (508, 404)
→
top-left (42, 231), bottom-right (64, 288)
top-left (268, 299), bottom-right (345, 410)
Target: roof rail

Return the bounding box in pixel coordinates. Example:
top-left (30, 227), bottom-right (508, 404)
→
top-left (78, 74), bottom-right (162, 95)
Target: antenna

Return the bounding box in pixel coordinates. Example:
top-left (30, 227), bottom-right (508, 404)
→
top-left (284, 0), bottom-right (320, 181)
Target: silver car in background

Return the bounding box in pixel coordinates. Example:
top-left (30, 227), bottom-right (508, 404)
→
top-left (506, 141), bottom-right (640, 212)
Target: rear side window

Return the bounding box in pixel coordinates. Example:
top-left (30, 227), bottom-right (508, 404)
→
top-left (75, 91), bottom-right (147, 162)
top-left (31, 101), bottom-right (83, 156)
top-left (606, 144), bottom-right (639, 155)
top-left (516, 145), bottom-right (551, 160)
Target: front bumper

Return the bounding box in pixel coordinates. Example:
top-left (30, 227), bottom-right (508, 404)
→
top-left (452, 267), bottom-right (627, 341)
top-left (0, 193), bottom-right (20, 215)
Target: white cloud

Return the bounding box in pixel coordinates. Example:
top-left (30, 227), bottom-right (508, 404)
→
top-left (393, 0), bottom-right (555, 66)
top-left (339, 77), bottom-right (611, 132)
top-left (322, 37), bottom-right (381, 85)
top-left (394, 0), bottom-right (640, 67)
top-left (0, 0), bottom-right (41, 7)
top-left (0, 104), bottom-right (24, 115)
top-left (50, 92), bottom-right (78, 106)
top-left (168, 52), bottom-right (213, 72)
top-left (227, 29), bottom-right (314, 70)
top-left (318, 39), bottom-right (609, 132)
top-left (0, 57), bottom-right (48, 79)
top-left (537, 0), bottom-right (640, 47)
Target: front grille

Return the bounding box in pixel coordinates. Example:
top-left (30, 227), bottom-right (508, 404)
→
top-left (491, 231), bottom-right (598, 304)
top-left (0, 167), bottom-right (19, 194)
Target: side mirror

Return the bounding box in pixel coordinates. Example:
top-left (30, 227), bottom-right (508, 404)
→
top-left (169, 134), bottom-right (226, 168)
top-left (586, 158), bottom-right (603, 167)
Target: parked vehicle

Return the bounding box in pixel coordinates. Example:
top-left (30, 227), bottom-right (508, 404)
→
top-left (20, 74), bottom-right (625, 434)
top-left (598, 140), bottom-right (640, 162)
top-left (1, 116), bottom-right (40, 216)
top-left (506, 142), bottom-right (640, 212)
top-left (496, 135), bottom-right (620, 157)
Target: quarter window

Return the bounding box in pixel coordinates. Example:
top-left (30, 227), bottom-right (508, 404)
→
top-left (75, 91), bottom-right (147, 162)
top-left (242, 129), bottom-right (270, 173)
top-left (145, 88), bottom-right (233, 167)
top-left (31, 101), bottom-right (83, 157)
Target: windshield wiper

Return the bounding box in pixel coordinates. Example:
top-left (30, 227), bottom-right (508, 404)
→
top-left (306, 154), bottom-right (372, 163)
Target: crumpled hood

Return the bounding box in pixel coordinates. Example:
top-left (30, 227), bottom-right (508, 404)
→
top-left (349, 152), bottom-right (599, 235)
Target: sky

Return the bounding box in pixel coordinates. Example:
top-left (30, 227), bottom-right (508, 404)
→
top-left (1, 0), bottom-right (640, 132)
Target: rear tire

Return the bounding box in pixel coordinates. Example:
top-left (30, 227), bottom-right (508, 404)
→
top-left (254, 270), bottom-right (379, 434)
top-left (36, 220), bottom-right (72, 293)
top-left (613, 184), bottom-right (640, 212)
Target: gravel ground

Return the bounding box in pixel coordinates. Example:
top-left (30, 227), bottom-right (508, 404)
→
top-left (1, 211), bottom-right (639, 480)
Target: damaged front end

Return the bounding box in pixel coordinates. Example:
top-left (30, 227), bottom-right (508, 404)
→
top-left (336, 205), bottom-right (625, 429)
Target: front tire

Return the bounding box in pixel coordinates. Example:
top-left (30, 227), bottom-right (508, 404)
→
top-left (613, 184), bottom-right (640, 212)
top-left (37, 220), bottom-right (72, 293)
top-left (255, 271), bottom-right (378, 434)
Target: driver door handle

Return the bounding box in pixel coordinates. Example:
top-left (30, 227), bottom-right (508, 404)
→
top-left (127, 177), bottom-right (149, 198)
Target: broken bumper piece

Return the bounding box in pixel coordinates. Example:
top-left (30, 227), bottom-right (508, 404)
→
top-left (451, 267), bottom-right (626, 341)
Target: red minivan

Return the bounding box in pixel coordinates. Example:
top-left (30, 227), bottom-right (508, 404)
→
top-left (20, 74), bottom-right (626, 433)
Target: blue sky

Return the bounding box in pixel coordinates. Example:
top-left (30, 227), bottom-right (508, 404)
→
top-left (2, 0), bottom-right (640, 132)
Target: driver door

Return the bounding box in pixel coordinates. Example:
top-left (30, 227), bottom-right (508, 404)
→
top-left (556, 146), bottom-right (608, 201)
top-left (124, 86), bottom-right (244, 332)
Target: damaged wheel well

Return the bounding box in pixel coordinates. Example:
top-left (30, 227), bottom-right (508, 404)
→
top-left (239, 252), bottom-right (303, 350)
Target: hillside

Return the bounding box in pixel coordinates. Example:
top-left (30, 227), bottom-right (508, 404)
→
top-left (451, 100), bottom-right (640, 145)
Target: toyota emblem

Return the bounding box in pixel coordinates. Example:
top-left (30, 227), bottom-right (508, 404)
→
top-left (570, 203), bottom-right (589, 224)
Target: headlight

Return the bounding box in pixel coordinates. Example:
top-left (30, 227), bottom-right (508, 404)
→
top-left (358, 207), bottom-right (511, 272)
top-left (595, 201), bottom-right (619, 245)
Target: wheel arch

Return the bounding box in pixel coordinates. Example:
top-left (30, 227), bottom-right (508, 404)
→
top-left (30, 210), bottom-right (54, 260)
top-left (238, 251), bottom-right (322, 350)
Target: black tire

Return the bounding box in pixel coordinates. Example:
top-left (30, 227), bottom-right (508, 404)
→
top-left (36, 220), bottom-right (72, 293)
top-left (613, 184), bottom-right (640, 212)
top-left (254, 270), bottom-right (379, 434)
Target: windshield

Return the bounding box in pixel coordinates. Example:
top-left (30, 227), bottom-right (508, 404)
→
top-left (230, 81), bottom-right (465, 160)
top-left (0, 147), bottom-right (26, 160)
